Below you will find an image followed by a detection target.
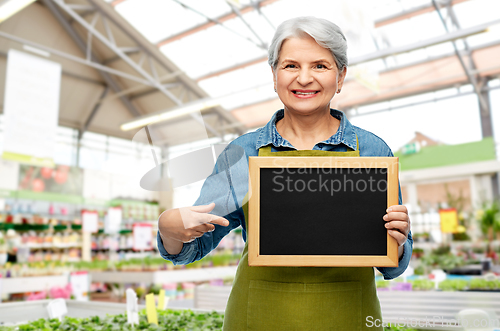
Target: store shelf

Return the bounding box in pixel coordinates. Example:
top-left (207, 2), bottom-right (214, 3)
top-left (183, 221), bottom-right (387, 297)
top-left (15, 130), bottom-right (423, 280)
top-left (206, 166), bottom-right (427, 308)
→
top-left (25, 243), bottom-right (82, 249)
top-left (1, 275), bottom-right (68, 295)
top-left (90, 266), bottom-right (238, 284)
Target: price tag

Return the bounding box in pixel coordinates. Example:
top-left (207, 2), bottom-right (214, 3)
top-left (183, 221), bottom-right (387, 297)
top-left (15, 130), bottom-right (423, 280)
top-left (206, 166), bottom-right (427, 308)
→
top-left (82, 211), bottom-right (98, 233)
top-left (46, 298), bottom-right (67, 320)
top-left (133, 223), bottom-right (152, 251)
top-left (16, 245), bottom-right (30, 263)
top-left (431, 269), bottom-right (446, 290)
top-left (158, 289), bottom-right (165, 310)
top-left (70, 271), bottom-right (89, 301)
top-left (126, 288), bottom-right (139, 325)
top-left (105, 207), bottom-right (122, 234)
top-left (145, 293), bottom-right (158, 325)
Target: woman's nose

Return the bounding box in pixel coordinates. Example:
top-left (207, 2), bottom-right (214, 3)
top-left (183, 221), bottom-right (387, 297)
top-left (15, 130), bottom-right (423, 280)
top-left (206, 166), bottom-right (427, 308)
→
top-left (297, 68), bottom-right (313, 85)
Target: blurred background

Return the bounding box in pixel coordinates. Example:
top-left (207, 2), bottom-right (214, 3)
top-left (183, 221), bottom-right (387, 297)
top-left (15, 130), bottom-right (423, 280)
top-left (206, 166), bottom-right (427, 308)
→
top-left (0, 0), bottom-right (500, 328)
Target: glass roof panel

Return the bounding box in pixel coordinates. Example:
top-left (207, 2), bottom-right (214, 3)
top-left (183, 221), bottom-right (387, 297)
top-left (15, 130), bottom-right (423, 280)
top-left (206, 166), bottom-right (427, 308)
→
top-left (452, 0), bottom-right (500, 29)
top-left (115, 0), bottom-right (207, 43)
top-left (160, 24), bottom-right (267, 78)
top-left (199, 61), bottom-right (274, 110)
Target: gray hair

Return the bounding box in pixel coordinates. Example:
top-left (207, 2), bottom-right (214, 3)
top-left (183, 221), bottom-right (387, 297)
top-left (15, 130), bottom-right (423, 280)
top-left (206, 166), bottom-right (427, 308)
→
top-left (268, 17), bottom-right (348, 72)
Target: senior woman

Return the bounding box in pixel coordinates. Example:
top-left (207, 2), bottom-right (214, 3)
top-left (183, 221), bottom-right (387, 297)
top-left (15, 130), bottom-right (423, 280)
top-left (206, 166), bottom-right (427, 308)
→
top-left (158, 16), bottom-right (412, 330)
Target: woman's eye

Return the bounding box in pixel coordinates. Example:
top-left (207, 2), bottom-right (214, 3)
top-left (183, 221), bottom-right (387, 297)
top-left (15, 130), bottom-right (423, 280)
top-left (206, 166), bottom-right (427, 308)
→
top-left (316, 64), bottom-right (326, 69)
top-left (285, 64), bottom-right (296, 69)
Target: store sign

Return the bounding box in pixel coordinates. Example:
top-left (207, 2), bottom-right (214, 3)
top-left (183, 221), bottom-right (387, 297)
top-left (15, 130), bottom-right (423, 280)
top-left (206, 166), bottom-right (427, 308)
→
top-left (105, 207), bottom-right (122, 234)
top-left (401, 142), bottom-right (420, 155)
top-left (70, 271), bottom-right (89, 301)
top-left (133, 223), bottom-right (152, 251)
top-left (82, 211), bottom-right (99, 233)
top-left (2, 49), bottom-right (61, 167)
top-left (18, 164), bottom-right (82, 195)
top-left (439, 208), bottom-right (458, 233)
top-left (46, 298), bottom-right (67, 320)
top-left (0, 160), bottom-right (19, 191)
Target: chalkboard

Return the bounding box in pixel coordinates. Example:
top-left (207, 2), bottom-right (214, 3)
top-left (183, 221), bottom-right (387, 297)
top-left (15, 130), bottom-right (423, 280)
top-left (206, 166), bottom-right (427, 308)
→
top-left (248, 156), bottom-right (399, 267)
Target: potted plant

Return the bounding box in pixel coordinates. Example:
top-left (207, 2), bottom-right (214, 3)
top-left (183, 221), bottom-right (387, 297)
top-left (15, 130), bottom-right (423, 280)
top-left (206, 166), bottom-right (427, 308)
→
top-left (476, 202), bottom-right (500, 259)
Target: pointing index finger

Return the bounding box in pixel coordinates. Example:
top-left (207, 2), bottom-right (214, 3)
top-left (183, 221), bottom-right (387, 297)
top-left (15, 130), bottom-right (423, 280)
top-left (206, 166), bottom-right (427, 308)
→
top-left (207, 215), bottom-right (230, 227)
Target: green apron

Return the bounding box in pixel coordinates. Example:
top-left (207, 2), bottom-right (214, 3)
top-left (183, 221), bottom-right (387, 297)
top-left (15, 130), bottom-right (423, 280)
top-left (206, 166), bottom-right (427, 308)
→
top-left (222, 141), bottom-right (383, 331)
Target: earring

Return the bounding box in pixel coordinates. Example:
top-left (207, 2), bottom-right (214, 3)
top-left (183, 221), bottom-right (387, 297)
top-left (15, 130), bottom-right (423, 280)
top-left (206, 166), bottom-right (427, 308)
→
top-left (274, 87), bottom-right (277, 93)
top-left (337, 89), bottom-right (341, 94)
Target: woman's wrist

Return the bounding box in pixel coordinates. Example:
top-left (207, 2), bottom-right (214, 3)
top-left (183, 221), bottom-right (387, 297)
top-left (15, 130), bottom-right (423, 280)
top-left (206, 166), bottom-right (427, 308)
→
top-left (160, 231), bottom-right (184, 255)
top-left (398, 243), bottom-right (404, 261)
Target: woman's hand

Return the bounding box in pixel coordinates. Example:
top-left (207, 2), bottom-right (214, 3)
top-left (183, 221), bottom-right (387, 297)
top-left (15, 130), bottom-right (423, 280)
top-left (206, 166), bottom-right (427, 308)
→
top-left (383, 205), bottom-right (410, 252)
top-left (158, 203), bottom-right (229, 254)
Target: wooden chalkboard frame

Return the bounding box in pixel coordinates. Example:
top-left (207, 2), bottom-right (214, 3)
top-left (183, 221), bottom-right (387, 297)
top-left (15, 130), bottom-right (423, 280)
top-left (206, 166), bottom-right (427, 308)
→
top-left (248, 156), bottom-right (399, 267)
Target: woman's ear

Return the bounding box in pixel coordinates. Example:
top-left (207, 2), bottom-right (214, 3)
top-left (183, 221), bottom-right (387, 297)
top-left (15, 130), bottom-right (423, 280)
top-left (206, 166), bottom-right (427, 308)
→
top-left (271, 67), bottom-right (277, 91)
top-left (337, 66), bottom-right (347, 91)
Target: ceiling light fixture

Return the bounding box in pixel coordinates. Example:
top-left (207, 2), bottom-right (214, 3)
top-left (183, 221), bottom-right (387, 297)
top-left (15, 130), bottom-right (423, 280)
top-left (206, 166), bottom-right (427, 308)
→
top-left (120, 98), bottom-right (221, 131)
top-left (0, 0), bottom-right (36, 24)
top-left (120, 82), bottom-right (274, 131)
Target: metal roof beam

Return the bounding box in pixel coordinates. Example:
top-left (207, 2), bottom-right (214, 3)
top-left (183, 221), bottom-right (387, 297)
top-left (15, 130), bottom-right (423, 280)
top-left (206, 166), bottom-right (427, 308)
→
top-left (432, 0), bottom-right (489, 117)
top-left (226, 1), bottom-right (267, 49)
top-left (0, 30), bottom-right (154, 86)
top-left (194, 18), bottom-right (499, 82)
top-left (0, 50), bottom-right (104, 86)
top-left (350, 18), bottom-right (500, 65)
top-left (54, 0), bottom-right (185, 106)
top-left (78, 86), bottom-right (110, 140)
top-left (169, 0), bottom-right (266, 50)
top-left (156, 0), bottom-right (279, 47)
top-left (374, 0), bottom-right (469, 28)
top-left (87, 0), bottom-right (238, 137)
top-left (42, 0), bottom-right (142, 117)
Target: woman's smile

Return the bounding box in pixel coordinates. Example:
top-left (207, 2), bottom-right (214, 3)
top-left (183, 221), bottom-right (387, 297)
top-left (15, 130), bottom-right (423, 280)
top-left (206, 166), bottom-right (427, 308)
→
top-left (292, 89), bottom-right (320, 98)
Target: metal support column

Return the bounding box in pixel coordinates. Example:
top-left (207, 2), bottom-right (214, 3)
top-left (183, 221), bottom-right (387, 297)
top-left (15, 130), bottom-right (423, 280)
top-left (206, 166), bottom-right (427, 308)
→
top-left (433, 0), bottom-right (492, 138)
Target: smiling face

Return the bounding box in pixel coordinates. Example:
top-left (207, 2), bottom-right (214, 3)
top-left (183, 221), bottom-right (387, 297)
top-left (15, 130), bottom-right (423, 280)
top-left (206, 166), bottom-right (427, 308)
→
top-left (273, 35), bottom-right (346, 116)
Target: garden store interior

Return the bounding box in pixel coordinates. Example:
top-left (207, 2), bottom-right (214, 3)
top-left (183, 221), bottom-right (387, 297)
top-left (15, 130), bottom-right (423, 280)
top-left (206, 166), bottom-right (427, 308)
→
top-left (1, 0), bottom-right (500, 330)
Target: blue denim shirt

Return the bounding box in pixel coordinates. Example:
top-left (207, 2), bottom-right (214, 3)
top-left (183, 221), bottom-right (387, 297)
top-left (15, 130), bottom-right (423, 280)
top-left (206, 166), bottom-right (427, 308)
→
top-left (158, 109), bottom-right (413, 280)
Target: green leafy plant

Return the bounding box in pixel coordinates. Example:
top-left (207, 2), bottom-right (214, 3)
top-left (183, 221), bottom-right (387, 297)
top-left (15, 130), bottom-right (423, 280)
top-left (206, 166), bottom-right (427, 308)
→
top-left (409, 279), bottom-right (434, 291)
top-left (469, 278), bottom-right (500, 290)
top-left (376, 280), bottom-right (390, 288)
top-left (477, 202), bottom-right (500, 242)
top-left (438, 279), bottom-right (468, 291)
top-left (0, 308), bottom-right (420, 331)
top-left (2, 309), bottom-right (225, 331)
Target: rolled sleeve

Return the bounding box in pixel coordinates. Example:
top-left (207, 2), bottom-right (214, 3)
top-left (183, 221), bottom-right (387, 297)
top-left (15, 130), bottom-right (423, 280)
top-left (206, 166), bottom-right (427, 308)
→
top-left (156, 231), bottom-right (196, 265)
top-left (376, 231), bottom-right (413, 280)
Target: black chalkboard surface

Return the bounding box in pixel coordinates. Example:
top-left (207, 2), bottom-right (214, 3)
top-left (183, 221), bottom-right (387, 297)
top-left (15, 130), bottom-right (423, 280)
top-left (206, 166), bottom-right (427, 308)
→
top-left (248, 156), bottom-right (399, 267)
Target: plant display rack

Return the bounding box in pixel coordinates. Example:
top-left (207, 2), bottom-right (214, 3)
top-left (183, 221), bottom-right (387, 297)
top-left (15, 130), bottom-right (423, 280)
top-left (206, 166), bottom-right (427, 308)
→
top-left (0, 299), bottom-right (146, 325)
top-left (90, 266), bottom-right (238, 284)
top-left (192, 284), bottom-right (500, 330)
top-left (1, 274), bottom-right (68, 296)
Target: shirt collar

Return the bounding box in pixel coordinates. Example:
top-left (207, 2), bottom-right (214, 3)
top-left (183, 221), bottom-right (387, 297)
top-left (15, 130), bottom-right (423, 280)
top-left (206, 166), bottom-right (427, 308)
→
top-left (256, 109), bottom-right (357, 151)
